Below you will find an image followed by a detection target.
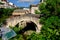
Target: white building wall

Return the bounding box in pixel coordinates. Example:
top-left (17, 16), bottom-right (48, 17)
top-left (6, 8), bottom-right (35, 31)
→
top-left (31, 7), bottom-right (38, 14)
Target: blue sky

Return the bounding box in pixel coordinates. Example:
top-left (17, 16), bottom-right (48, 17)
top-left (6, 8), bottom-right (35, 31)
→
top-left (8, 0), bottom-right (40, 7)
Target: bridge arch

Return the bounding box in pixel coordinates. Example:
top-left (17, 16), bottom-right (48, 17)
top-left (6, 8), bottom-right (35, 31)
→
top-left (5, 14), bottom-right (42, 33)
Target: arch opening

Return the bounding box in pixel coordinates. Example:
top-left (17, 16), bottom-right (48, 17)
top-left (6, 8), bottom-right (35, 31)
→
top-left (15, 23), bottom-right (19, 27)
top-left (19, 21), bottom-right (37, 34)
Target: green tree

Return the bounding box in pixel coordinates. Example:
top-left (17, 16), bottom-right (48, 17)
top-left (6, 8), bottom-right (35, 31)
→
top-left (0, 8), bottom-right (14, 24)
top-left (39, 0), bottom-right (60, 40)
top-left (35, 10), bottom-right (40, 14)
top-left (27, 33), bottom-right (47, 40)
top-left (28, 0), bottom-right (60, 40)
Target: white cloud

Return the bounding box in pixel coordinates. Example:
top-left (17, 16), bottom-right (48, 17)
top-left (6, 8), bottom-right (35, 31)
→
top-left (18, 0), bottom-right (34, 2)
top-left (9, 2), bottom-right (13, 5)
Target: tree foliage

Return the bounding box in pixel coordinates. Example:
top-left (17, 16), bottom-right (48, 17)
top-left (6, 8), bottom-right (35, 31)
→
top-left (0, 8), bottom-right (14, 24)
top-left (28, 0), bottom-right (60, 40)
top-left (39, 0), bottom-right (60, 40)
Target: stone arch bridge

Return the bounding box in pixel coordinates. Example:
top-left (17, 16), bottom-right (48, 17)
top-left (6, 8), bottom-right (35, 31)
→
top-left (5, 14), bottom-right (42, 33)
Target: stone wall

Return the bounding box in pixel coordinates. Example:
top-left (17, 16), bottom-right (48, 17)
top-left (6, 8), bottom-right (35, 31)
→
top-left (6, 14), bottom-right (42, 33)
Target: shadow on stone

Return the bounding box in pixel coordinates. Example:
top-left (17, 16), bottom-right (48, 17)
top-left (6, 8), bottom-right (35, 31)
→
top-left (19, 21), bottom-right (37, 34)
